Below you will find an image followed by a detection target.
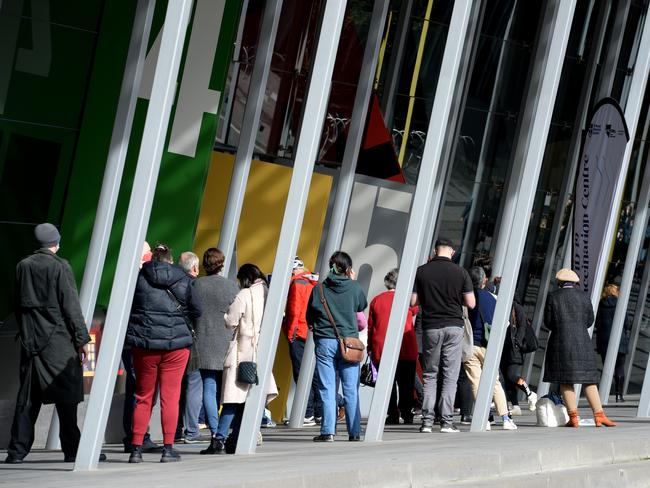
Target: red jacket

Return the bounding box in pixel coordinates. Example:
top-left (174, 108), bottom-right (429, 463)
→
top-left (283, 271), bottom-right (319, 342)
top-left (368, 290), bottom-right (418, 364)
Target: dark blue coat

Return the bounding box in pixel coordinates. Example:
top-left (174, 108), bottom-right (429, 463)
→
top-left (126, 261), bottom-right (201, 351)
top-left (595, 296), bottom-right (632, 356)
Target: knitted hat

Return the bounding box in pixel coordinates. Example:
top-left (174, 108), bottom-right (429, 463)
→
top-left (555, 268), bottom-right (579, 283)
top-left (34, 223), bottom-right (61, 248)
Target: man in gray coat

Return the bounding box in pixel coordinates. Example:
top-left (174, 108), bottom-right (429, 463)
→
top-left (6, 223), bottom-right (90, 463)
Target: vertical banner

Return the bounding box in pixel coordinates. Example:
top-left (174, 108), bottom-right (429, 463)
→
top-left (573, 98), bottom-right (629, 296)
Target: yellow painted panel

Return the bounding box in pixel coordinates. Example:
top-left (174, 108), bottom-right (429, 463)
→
top-left (193, 151), bottom-right (333, 421)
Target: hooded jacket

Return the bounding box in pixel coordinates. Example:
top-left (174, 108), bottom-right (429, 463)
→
top-left (306, 273), bottom-right (367, 340)
top-left (126, 260), bottom-right (202, 351)
top-left (283, 270), bottom-right (319, 342)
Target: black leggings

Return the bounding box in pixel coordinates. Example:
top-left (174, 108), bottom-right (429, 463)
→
top-left (501, 363), bottom-right (523, 406)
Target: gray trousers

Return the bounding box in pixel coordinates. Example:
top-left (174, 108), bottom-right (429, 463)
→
top-left (421, 326), bottom-right (464, 426)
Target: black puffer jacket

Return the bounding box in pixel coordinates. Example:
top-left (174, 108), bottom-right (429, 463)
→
top-left (543, 286), bottom-right (598, 384)
top-left (126, 261), bottom-right (202, 350)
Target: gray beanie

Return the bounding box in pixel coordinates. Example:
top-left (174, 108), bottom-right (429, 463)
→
top-left (34, 223), bottom-right (61, 248)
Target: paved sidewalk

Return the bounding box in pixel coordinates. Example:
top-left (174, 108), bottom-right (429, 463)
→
top-left (2, 405), bottom-right (650, 487)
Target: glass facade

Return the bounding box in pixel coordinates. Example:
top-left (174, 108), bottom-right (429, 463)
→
top-left (4, 0), bottom-right (650, 450)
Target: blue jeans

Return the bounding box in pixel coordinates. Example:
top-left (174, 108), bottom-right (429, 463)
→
top-left (200, 369), bottom-right (222, 436)
top-left (183, 369), bottom-right (203, 439)
top-left (314, 338), bottom-right (361, 437)
top-left (215, 403), bottom-right (244, 441)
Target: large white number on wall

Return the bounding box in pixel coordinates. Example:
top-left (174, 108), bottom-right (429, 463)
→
top-left (138, 0), bottom-right (225, 158)
top-left (341, 182), bottom-right (412, 305)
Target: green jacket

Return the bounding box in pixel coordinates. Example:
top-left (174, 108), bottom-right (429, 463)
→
top-left (307, 273), bottom-right (367, 340)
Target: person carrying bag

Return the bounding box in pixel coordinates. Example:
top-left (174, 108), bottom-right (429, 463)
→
top-left (307, 251), bottom-right (368, 442)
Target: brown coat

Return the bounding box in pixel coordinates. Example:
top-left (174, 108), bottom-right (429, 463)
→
top-left (222, 280), bottom-right (277, 404)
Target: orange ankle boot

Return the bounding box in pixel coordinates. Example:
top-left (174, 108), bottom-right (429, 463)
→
top-left (594, 410), bottom-right (616, 427)
top-left (565, 410), bottom-right (579, 427)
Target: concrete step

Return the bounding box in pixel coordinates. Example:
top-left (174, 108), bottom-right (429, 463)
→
top-left (443, 458), bottom-right (650, 487)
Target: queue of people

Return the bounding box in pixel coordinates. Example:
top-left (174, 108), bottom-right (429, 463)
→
top-left (5, 224), bottom-right (620, 465)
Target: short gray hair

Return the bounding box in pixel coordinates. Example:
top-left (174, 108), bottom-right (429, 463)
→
top-left (468, 266), bottom-right (486, 289)
top-left (384, 268), bottom-right (399, 290)
top-left (179, 251), bottom-right (199, 273)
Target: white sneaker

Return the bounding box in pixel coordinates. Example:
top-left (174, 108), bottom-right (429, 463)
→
top-left (419, 425), bottom-right (433, 433)
top-left (441, 423), bottom-right (460, 433)
top-left (502, 418), bottom-right (517, 430)
top-left (485, 421), bottom-right (491, 431)
top-left (510, 405), bottom-right (522, 416)
top-left (528, 392), bottom-right (538, 411)
top-left (303, 416), bottom-right (317, 427)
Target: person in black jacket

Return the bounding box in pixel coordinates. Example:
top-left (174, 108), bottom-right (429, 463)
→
top-left (6, 223), bottom-right (91, 464)
top-left (125, 244), bottom-right (202, 463)
top-left (543, 268), bottom-right (615, 427)
top-left (500, 301), bottom-right (537, 414)
top-left (595, 284), bottom-right (632, 402)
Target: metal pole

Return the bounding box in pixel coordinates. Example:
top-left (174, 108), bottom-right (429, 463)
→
top-left (44, 0), bottom-right (156, 451)
top-left (420, 0), bottom-right (485, 265)
top-left (588, 9), bottom-right (650, 332)
top-left (594, 0), bottom-right (630, 101)
top-left (458, 0), bottom-right (517, 268)
top-left (601, 159), bottom-right (650, 404)
top-left (364, 0), bottom-right (475, 443)
top-left (380, 0), bottom-right (413, 129)
top-left (523, 0), bottom-right (612, 387)
top-left (235, 0), bottom-right (347, 454)
top-left (74, 0), bottom-right (194, 470)
top-left (288, 0), bottom-right (390, 428)
top-left (217, 0), bottom-right (284, 278)
top-left (624, 245), bottom-right (650, 394)
top-left (470, 0), bottom-right (576, 433)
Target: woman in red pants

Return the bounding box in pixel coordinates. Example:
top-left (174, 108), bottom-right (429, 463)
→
top-left (125, 244), bottom-right (202, 463)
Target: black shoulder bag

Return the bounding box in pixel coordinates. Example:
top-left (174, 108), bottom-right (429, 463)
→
top-left (166, 288), bottom-right (200, 373)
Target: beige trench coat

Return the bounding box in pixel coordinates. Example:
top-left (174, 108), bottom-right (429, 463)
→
top-left (222, 280), bottom-right (278, 404)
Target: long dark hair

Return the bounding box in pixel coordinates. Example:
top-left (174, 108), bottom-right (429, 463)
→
top-left (237, 263), bottom-right (268, 289)
top-left (329, 251), bottom-right (352, 276)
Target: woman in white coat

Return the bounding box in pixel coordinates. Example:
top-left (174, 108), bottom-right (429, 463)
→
top-left (212, 263), bottom-right (277, 454)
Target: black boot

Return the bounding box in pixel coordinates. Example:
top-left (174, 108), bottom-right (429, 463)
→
top-left (160, 446), bottom-right (181, 463)
top-left (129, 445), bottom-right (143, 464)
top-left (224, 436), bottom-right (237, 454)
top-left (615, 375), bottom-right (625, 402)
top-left (200, 437), bottom-right (225, 455)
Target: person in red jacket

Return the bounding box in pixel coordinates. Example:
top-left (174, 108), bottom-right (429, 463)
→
top-left (283, 257), bottom-right (320, 425)
top-left (368, 268), bottom-right (419, 424)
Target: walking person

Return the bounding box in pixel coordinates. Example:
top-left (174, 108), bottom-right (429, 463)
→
top-left (191, 248), bottom-right (239, 454)
top-left (544, 268), bottom-right (616, 427)
top-left (595, 284), bottom-right (632, 402)
top-left (6, 223), bottom-right (92, 464)
top-left (368, 268), bottom-right (418, 424)
top-left (308, 251), bottom-right (367, 442)
top-left (463, 266), bottom-right (517, 430)
top-left (126, 244), bottom-right (202, 463)
top-left (411, 238), bottom-right (475, 434)
top-left (500, 300), bottom-right (537, 415)
top-left (282, 257), bottom-right (320, 426)
top-left (217, 264), bottom-right (278, 454)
